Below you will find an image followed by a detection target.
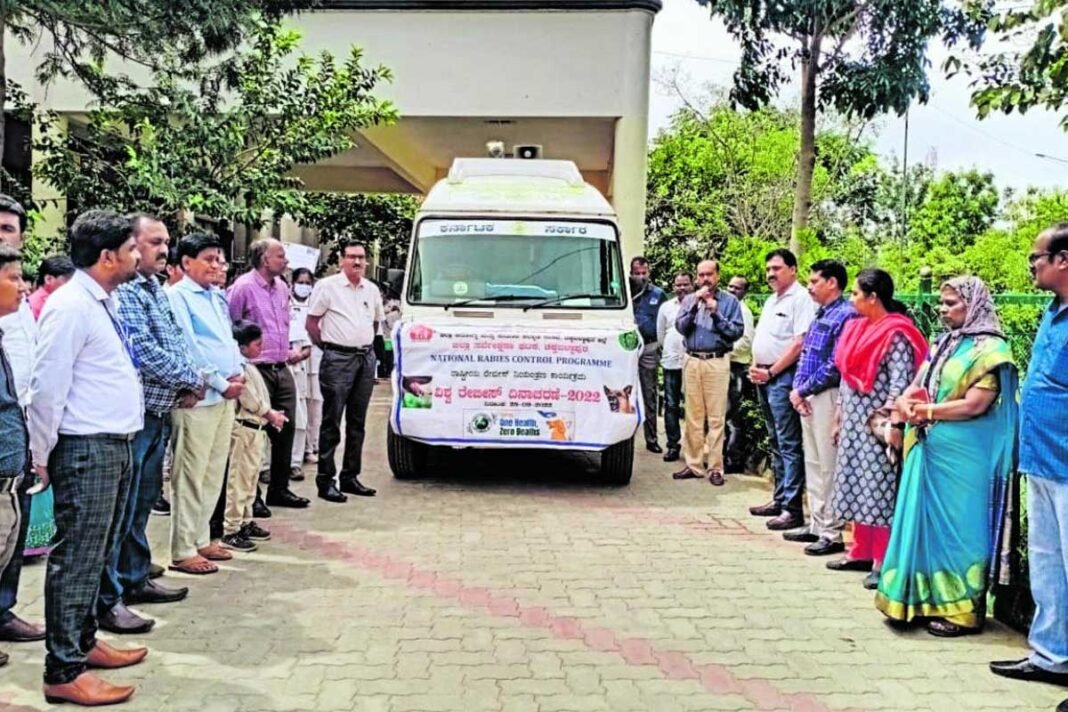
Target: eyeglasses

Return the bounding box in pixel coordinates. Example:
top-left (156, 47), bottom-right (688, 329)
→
top-left (1029, 252), bottom-right (1051, 265)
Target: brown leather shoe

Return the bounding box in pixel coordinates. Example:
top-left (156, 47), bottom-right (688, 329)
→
top-left (0, 613), bottom-right (46, 642)
top-left (86, 639), bottom-right (148, 669)
top-left (44, 671), bottom-right (135, 706)
top-left (749, 500), bottom-right (782, 517)
top-left (672, 467), bottom-right (701, 480)
top-left (707, 470), bottom-right (725, 486)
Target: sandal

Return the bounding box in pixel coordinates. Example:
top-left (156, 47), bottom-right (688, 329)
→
top-left (927, 618), bottom-right (980, 638)
top-left (169, 556), bottom-right (218, 575)
top-left (198, 545), bottom-right (233, 562)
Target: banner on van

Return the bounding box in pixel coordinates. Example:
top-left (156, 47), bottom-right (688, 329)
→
top-left (391, 322), bottom-right (642, 449)
top-left (418, 219), bottom-right (616, 241)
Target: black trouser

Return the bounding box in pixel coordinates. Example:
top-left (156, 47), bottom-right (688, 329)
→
top-left (45, 434), bottom-right (132, 685)
top-left (257, 364), bottom-right (297, 498)
top-left (725, 361), bottom-right (754, 471)
top-left (316, 348), bottom-right (376, 488)
top-left (0, 478), bottom-right (32, 623)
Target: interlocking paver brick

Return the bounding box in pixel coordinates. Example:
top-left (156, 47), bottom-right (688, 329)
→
top-left (0, 390), bottom-right (1061, 711)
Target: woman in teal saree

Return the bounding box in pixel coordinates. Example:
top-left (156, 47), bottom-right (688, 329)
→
top-left (876, 276), bottom-right (1018, 637)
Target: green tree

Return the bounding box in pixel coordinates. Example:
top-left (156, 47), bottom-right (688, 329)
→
top-left (645, 101), bottom-right (882, 280)
top-left (692, 0), bottom-right (988, 254)
top-left (33, 21), bottom-right (397, 234)
top-left (0, 1), bottom-right (313, 167)
top-left (957, 0), bottom-right (1068, 126)
top-left (303, 192), bottom-right (418, 271)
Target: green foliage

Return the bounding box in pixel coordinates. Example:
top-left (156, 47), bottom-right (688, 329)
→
top-left (32, 20), bottom-right (397, 234)
top-left (302, 192), bottom-right (418, 272)
top-left (956, 0), bottom-right (1068, 127)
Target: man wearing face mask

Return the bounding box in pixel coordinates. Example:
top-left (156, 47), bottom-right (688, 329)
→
top-left (288, 268), bottom-right (317, 478)
top-left (630, 256), bottom-right (666, 454)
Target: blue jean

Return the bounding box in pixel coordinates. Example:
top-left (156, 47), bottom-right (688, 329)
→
top-left (663, 368), bottom-right (683, 450)
top-left (1027, 475), bottom-right (1068, 673)
top-left (756, 367), bottom-right (805, 515)
top-left (98, 411), bottom-right (170, 610)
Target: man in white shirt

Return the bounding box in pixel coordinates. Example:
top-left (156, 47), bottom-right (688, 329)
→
top-left (725, 276), bottom-right (756, 472)
top-left (0, 195), bottom-right (45, 648)
top-left (747, 249), bottom-right (817, 532)
top-left (306, 240), bottom-right (384, 503)
top-left (656, 272), bottom-right (693, 463)
top-left (29, 210), bottom-right (148, 706)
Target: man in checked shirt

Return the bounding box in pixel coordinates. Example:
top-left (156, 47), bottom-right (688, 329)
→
top-left (785, 260), bottom-right (856, 557)
top-left (97, 215), bottom-right (201, 636)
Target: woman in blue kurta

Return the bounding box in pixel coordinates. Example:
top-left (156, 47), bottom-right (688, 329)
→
top-left (876, 276), bottom-right (1018, 636)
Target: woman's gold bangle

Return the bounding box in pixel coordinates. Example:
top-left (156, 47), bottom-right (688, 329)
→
top-left (926, 403), bottom-right (934, 421)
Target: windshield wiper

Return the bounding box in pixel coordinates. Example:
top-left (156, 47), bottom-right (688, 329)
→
top-left (522, 293), bottom-right (616, 311)
top-left (444, 295), bottom-right (539, 310)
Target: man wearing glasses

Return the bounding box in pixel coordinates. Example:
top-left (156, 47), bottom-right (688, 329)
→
top-left (991, 225), bottom-right (1068, 689)
top-left (306, 240), bottom-right (384, 503)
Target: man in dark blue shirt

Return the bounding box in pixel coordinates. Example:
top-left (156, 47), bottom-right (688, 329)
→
top-left (630, 256), bottom-right (667, 454)
top-left (673, 259), bottom-right (745, 486)
top-left (0, 244), bottom-right (29, 668)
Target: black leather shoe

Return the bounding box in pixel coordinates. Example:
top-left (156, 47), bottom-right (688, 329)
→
top-left (782, 530), bottom-right (819, 544)
top-left (826, 557), bottom-right (874, 572)
top-left (646, 442), bottom-right (663, 454)
top-left (1057, 698), bottom-right (1068, 712)
top-left (766, 512), bottom-right (804, 531)
top-left (98, 603), bottom-right (155, 635)
top-left (339, 479), bottom-right (376, 497)
top-left (989, 658), bottom-right (1068, 686)
top-left (252, 496), bottom-right (272, 519)
top-left (266, 490), bottom-right (310, 509)
top-left (318, 484), bottom-right (348, 503)
top-left (805, 539), bottom-right (846, 556)
top-left (662, 448), bottom-right (680, 463)
top-left (124, 579), bottom-right (188, 605)
top-left (148, 563), bottom-right (164, 580)
top-left (0, 614), bottom-right (46, 642)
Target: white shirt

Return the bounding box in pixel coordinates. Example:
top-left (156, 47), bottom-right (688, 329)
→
top-left (29, 270), bottom-right (144, 465)
top-left (730, 301), bottom-right (756, 365)
top-left (752, 280), bottom-right (816, 366)
top-left (0, 300), bottom-right (37, 406)
top-left (307, 274), bottom-right (384, 348)
top-left (656, 297), bottom-right (686, 370)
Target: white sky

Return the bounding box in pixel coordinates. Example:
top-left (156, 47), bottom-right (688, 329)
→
top-left (649, 2), bottom-right (1068, 191)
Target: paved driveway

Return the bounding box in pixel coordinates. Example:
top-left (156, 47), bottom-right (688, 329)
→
top-left (0, 387), bottom-right (1061, 711)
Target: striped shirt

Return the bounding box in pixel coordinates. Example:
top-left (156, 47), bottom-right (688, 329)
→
top-left (1020, 298), bottom-right (1068, 483)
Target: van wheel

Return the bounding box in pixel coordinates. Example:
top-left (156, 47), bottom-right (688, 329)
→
top-left (388, 424), bottom-right (428, 479)
top-left (599, 437), bottom-right (634, 486)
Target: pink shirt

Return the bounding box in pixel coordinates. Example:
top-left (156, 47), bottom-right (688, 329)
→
top-left (227, 270), bottom-right (291, 364)
top-left (28, 287), bottom-right (51, 320)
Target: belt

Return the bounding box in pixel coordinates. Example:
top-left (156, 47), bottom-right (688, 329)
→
top-left (322, 342), bottom-right (371, 355)
top-left (687, 351), bottom-right (729, 360)
top-left (237, 418), bottom-right (267, 431)
top-left (60, 432), bottom-right (135, 442)
top-left (256, 362), bottom-right (289, 370)
top-left (0, 475), bottom-right (24, 494)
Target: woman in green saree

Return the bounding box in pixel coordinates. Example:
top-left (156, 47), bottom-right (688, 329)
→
top-left (876, 276), bottom-right (1018, 637)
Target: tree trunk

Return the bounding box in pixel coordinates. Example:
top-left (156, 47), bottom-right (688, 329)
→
top-left (791, 31), bottom-right (823, 256)
top-left (0, 13), bottom-right (7, 172)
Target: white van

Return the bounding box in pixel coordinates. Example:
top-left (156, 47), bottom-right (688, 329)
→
top-left (387, 158), bottom-right (642, 485)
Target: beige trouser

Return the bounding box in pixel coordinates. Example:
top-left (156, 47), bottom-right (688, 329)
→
top-left (171, 401), bottom-right (235, 561)
top-left (682, 355), bottom-right (731, 473)
top-left (0, 485), bottom-right (21, 572)
top-left (800, 388), bottom-right (844, 542)
top-left (226, 423), bottom-right (266, 536)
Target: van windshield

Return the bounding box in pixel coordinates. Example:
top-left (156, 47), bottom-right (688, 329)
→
top-left (406, 219), bottom-right (626, 309)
